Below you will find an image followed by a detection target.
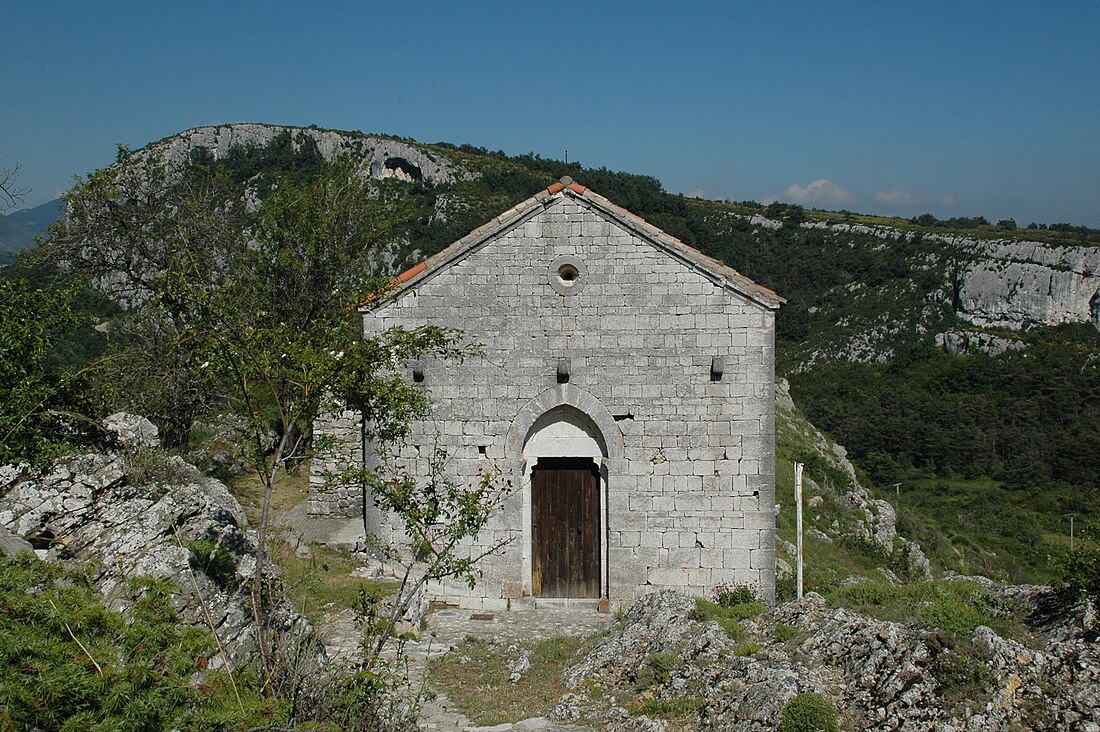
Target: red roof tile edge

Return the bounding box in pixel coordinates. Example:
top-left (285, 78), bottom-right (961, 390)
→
top-left (396, 261), bottom-right (427, 283)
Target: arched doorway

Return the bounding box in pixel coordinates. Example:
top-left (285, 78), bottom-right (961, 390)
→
top-left (522, 406), bottom-right (607, 599)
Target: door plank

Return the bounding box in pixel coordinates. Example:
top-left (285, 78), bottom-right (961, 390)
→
top-left (532, 458), bottom-right (600, 598)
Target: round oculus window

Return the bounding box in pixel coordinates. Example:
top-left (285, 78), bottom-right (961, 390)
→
top-left (548, 255), bottom-right (587, 295)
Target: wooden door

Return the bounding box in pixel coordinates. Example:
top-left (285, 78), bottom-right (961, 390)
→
top-left (531, 457), bottom-right (601, 598)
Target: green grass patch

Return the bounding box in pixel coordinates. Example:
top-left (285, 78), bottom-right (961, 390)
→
top-left (828, 578), bottom-right (1031, 643)
top-left (779, 693), bottom-right (838, 732)
top-left (268, 536), bottom-right (397, 624)
top-left (630, 696), bottom-right (701, 720)
top-left (690, 597), bottom-right (765, 640)
top-left (428, 635), bottom-right (588, 726)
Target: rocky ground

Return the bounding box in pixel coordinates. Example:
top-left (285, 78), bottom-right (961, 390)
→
top-left (3, 414), bottom-right (1098, 731)
top-left (0, 413), bottom-right (317, 670)
top-left (549, 590), bottom-right (1099, 731)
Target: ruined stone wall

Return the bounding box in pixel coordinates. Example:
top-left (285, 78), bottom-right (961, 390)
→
top-left (311, 196), bottom-right (777, 608)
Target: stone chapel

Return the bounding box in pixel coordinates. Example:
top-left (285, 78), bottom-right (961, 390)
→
top-left (310, 177), bottom-right (784, 609)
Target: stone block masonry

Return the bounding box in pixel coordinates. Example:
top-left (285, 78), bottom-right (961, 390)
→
top-left (311, 184), bottom-right (781, 609)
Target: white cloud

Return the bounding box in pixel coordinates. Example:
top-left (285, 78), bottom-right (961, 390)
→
top-left (939, 194), bottom-right (958, 208)
top-left (783, 178), bottom-right (856, 207)
top-left (874, 188), bottom-right (926, 207)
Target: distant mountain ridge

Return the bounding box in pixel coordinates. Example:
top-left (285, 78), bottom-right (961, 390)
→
top-left (1, 199), bottom-right (63, 263)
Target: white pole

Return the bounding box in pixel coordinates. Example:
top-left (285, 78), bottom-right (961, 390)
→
top-left (795, 462), bottom-right (804, 600)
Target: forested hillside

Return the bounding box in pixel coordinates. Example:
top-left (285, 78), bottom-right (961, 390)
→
top-left (10, 123), bottom-right (1099, 583)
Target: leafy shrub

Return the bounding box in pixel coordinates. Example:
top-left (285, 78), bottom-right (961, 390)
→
top-left (1054, 518), bottom-right (1100, 608)
top-left (915, 596), bottom-right (986, 634)
top-left (0, 553), bottom-right (276, 730)
top-left (774, 623), bottom-right (804, 643)
top-left (713, 582), bottom-right (759, 607)
top-left (187, 537), bottom-right (238, 590)
top-left (927, 633), bottom-right (990, 705)
top-left (0, 279), bottom-right (92, 467)
top-left (779, 693), bottom-right (839, 732)
top-left (734, 642), bottom-right (760, 656)
top-left (636, 650), bottom-right (679, 688)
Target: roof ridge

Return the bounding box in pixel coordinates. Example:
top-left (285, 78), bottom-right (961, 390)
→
top-left (365, 178), bottom-right (784, 310)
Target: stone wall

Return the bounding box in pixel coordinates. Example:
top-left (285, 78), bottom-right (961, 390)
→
top-left (311, 194), bottom-right (778, 608)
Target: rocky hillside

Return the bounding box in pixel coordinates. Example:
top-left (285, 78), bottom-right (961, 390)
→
top-left (549, 589), bottom-right (1098, 731)
top-left (0, 414), bottom-right (317, 668)
top-left (17, 122), bottom-right (1099, 585)
top-left (142, 123), bottom-right (470, 187)
top-left (57, 122), bottom-right (1100, 363)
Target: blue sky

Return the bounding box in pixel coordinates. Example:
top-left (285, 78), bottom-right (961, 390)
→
top-left (3, 1), bottom-right (1099, 226)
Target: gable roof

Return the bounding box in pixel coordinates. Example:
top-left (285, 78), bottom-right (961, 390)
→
top-left (366, 177), bottom-right (785, 311)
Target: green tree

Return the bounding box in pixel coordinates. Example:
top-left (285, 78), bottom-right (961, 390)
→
top-left (0, 279), bottom-right (91, 466)
top-left (39, 148), bottom-right (246, 447)
top-left (159, 159), bottom-right (474, 691)
top-left (1056, 518), bottom-right (1100, 608)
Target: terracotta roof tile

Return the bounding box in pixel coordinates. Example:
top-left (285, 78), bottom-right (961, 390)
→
top-left (396, 261), bottom-right (427, 283)
top-left (547, 182), bottom-right (566, 194)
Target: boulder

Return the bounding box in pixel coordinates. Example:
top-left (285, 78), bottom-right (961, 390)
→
top-left (0, 452), bottom-right (320, 669)
top-left (102, 412), bottom-right (160, 449)
top-left (0, 524), bottom-right (32, 557)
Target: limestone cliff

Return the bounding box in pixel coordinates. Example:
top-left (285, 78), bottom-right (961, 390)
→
top-left (142, 122), bottom-right (470, 186)
top-left (801, 218), bottom-right (1100, 333)
top-left (953, 238), bottom-right (1100, 330)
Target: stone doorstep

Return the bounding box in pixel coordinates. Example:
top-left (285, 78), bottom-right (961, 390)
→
top-left (531, 598), bottom-right (601, 610)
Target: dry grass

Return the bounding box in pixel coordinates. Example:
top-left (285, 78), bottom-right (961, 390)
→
top-left (429, 636), bottom-right (589, 726)
top-left (229, 465), bottom-right (309, 526)
top-left (268, 536), bottom-right (397, 624)
top-left (228, 466), bottom-right (396, 624)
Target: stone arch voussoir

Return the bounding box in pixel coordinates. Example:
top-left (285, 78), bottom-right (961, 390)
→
top-left (505, 385), bottom-right (624, 468)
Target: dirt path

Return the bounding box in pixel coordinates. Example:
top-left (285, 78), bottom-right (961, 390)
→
top-left (319, 604), bottom-right (614, 731)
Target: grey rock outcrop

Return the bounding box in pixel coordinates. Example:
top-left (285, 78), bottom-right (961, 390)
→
top-left (561, 590), bottom-right (1100, 731)
top-left (561, 590), bottom-right (698, 689)
top-left (142, 123), bottom-right (470, 187)
top-left (0, 524), bottom-right (32, 557)
top-left (955, 239), bottom-right (1100, 331)
top-left (102, 411), bottom-right (160, 448)
top-left (0, 451), bottom-right (319, 668)
top-left (935, 330), bottom-right (1026, 356)
top-left (801, 218), bottom-right (1100, 331)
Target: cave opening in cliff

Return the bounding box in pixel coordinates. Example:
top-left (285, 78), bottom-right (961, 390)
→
top-left (383, 157), bottom-right (423, 182)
